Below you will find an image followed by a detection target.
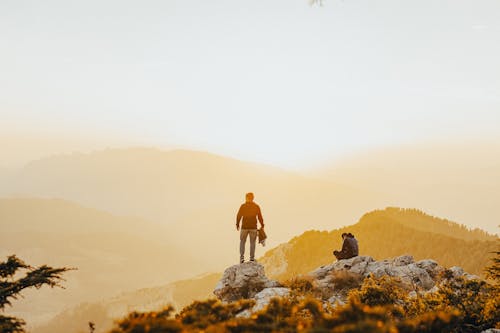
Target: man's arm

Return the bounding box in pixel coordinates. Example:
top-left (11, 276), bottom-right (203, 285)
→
top-left (341, 239), bottom-right (349, 254)
top-left (236, 205), bottom-right (243, 230)
top-left (257, 206), bottom-right (264, 228)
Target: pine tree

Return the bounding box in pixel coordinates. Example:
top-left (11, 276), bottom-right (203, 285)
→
top-left (0, 255), bottom-right (72, 333)
top-left (485, 240), bottom-right (500, 285)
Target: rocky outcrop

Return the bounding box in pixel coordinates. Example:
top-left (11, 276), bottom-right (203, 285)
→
top-left (309, 255), bottom-right (477, 292)
top-left (214, 262), bottom-right (281, 302)
top-left (236, 287), bottom-right (291, 318)
top-left (214, 255), bottom-right (481, 315)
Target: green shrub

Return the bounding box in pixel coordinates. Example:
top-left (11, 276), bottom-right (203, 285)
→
top-left (283, 276), bottom-right (315, 294)
top-left (177, 299), bottom-right (254, 328)
top-left (348, 274), bottom-right (408, 307)
top-left (109, 306), bottom-right (183, 333)
top-left (108, 270), bottom-right (500, 333)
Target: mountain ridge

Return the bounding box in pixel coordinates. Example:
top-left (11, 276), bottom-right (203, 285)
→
top-left (33, 207), bottom-right (499, 333)
top-left (259, 207), bottom-right (498, 281)
top-left (0, 147), bottom-right (385, 269)
top-left (0, 197), bottom-right (203, 328)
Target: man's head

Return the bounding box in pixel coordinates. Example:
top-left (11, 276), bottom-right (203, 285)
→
top-left (342, 233), bottom-right (354, 240)
top-left (245, 192), bottom-right (254, 203)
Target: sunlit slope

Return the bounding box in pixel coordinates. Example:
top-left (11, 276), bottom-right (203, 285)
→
top-left (0, 198), bottom-right (201, 326)
top-left (315, 142), bottom-right (500, 234)
top-left (0, 197), bottom-right (162, 235)
top-left (31, 207), bottom-right (498, 333)
top-left (1, 148), bottom-right (385, 267)
top-left (260, 207), bottom-right (498, 280)
top-left (34, 273), bottom-right (221, 333)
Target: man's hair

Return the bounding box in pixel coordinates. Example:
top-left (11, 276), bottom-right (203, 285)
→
top-left (341, 232), bottom-right (348, 238)
top-left (245, 192), bottom-right (254, 200)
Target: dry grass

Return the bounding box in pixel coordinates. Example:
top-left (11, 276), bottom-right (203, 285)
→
top-left (330, 270), bottom-right (364, 291)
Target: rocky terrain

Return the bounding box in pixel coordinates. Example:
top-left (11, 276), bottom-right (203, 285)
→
top-left (214, 255), bottom-right (483, 317)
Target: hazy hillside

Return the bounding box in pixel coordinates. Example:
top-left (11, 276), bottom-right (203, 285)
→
top-left (34, 273), bottom-right (221, 333)
top-left (0, 198), bottom-right (202, 327)
top-left (315, 142), bottom-right (500, 235)
top-left (34, 207), bottom-right (498, 333)
top-left (260, 207), bottom-right (498, 280)
top-left (1, 148), bottom-right (385, 268)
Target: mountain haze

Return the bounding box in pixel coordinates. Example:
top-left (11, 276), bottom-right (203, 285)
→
top-left (315, 142), bottom-right (500, 235)
top-left (34, 273), bottom-right (221, 333)
top-left (1, 148), bottom-right (385, 268)
top-left (0, 198), bottom-right (201, 326)
top-left (33, 207), bottom-right (499, 333)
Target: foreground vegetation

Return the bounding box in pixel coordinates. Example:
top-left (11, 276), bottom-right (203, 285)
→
top-left (0, 256), bottom-right (71, 333)
top-left (108, 256), bottom-right (500, 333)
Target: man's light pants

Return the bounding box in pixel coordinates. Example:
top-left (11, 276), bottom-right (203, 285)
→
top-left (240, 229), bottom-right (257, 261)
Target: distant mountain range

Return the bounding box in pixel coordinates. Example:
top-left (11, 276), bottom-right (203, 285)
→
top-left (0, 147), bottom-right (385, 267)
top-left (315, 141), bottom-right (500, 235)
top-left (2, 145), bottom-right (499, 332)
top-left (0, 198), bottom-right (201, 327)
top-left (33, 207), bottom-right (498, 333)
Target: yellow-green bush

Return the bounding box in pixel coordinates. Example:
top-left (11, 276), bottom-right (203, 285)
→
top-left (108, 267), bottom-right (500, 333)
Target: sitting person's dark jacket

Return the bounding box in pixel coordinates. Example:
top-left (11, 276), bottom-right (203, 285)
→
top-left (333, 233), bottom-right (358, 260)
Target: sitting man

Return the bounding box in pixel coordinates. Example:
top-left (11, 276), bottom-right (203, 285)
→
top-left (333, 232), bottom-right (358, 260)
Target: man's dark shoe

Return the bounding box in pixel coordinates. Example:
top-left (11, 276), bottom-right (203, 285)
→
top-left (240, 258), bottom-right (244, 264)
top-left (250, 258), bottom-right (256, 262)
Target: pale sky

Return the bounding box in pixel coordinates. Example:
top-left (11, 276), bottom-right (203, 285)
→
top-left (1, 0), bottom-right (500, 168)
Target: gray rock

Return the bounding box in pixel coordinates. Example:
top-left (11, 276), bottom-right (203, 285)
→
top-left (365, 258), bottom-right (434, 290)
top-left (214, 262), bottom-right (280, 302)
top-left (327, 295), bottom-right (346, 307)
top-left (393, 255), bottom-right (414, 266)
top-left (236, 287), bottom-right (290, 318)
top-left (480, 329), bottom-right (500, 333)
top-left (309, 256), bottom-right (374, 281)
top-left (415, 259), bottom-right (443, 278)
top-left (449, 266), bottom-right (465, 278)
top-left (425, 285), bottom-right (439, 294)
top-left (464, 273), bottom-right (480, 280)
top-left (309, 255), bottom-right (444, 292)
top-left (445, 266), bottom-right (480, 281)
top-left (252, 287), bottom-right (290, 312)
top-left (215, 254), bottom-right (479, 312)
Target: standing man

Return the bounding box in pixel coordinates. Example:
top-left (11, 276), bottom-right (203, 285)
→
top-left (236, 192), bottom-right (264, 264)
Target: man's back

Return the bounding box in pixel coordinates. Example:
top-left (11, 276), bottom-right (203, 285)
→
top-left (237, 192), bottom-right (264, 263)
top-left (346, 237), bottom-right (359, 256)
top-left (237, 202), bottom-right (264, 229)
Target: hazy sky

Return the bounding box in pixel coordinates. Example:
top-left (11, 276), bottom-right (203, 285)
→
top-left (1, 0), bottom-right (500, 168)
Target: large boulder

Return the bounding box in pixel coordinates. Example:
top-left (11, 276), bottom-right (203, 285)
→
top-left (309, 255), bottom-right (451, 292)
top-left (237, 287), bottom-right (291, 317)
top-left (214, 255), bottom-right (479, 314)
top-left (310, 256), bottom-right (375, 280)
top-left (214, 262), bottom-right (280, 302)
